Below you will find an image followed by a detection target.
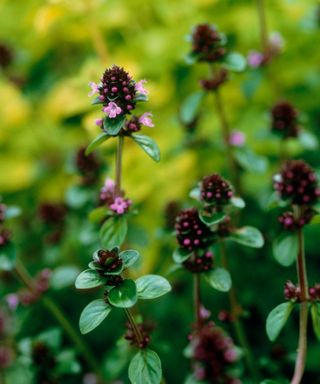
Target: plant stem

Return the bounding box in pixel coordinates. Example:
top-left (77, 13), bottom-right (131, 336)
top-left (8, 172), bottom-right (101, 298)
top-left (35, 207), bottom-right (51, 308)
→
top-left (115, 135), bottom-right (124, 196)
top-left (213, 90), bottom-right (241, 193)
top-left (193, 273), bottom-right (202, 330)
top-left (124, 308), bottom-right (144, 345)
top-left (13, 261), bottom-right (102, 379)
top-left (220, 241), bottom-right (260, 382)
top-left (256, 0), bottom-right (268, 53)
top-left (291, 219), bottom-right (309, 384)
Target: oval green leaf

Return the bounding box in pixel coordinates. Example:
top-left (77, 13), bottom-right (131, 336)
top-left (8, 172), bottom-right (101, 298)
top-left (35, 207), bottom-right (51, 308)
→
top-left (108, 279), bottom-right (137, 308)
top-left (229, 226), bottom-right (264, 248)
top-left (132, 134), bottom-right (160, 162)
top-left (128, 349), bottom-right (162, 384)
top-left (205, 267), bottom-right (232, 292)
top-left (266, 302), bottom-right (294, 342)
top-left (75, 269), bottom-right (104, 289)
top-left (135, 275), bottom-right (171, 300)
top-left (79, 299), bottom-right (112, 334)
top-left (273, 232), bottom-right (298, 266)
top-left (119, 249), bottom-right (140, 268)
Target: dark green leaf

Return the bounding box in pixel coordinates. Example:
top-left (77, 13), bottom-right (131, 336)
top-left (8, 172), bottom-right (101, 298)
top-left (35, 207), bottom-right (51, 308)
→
top-left (173, 248), bottom-right (191, 264)
top-left (205, 267), bottom-right (232, 292)
top-left (79, 299), bottom-right (112, 334)
top-left (180, 91), bottom-right (205, 125)
top-left (199, 210), bottom-right (225, 225)
top-left (85, 132), bottom-right (111, 155)
top-left (108, 279), bottom-right (137, 308)
top-left (273, 232), bottom-right (298, 266)
top-left (0, 242), bottom-right (16, 271)
top-left (224, 52), bottom-right (246, 72)
top-left (128, 349), bottom-right (162, 384)
top-left (75, 269), bottom-right (104, 289)
top-left (100, 216), bottom-right (128, 249)
top-left (51, 266), bottom-right (80, 290)
top-left (229, 226), bottom-right (264, 248)
top-left (119, 249), bottom-right (140, 268)
top-left (266, 302), bottom-right (294, 341)
top-left (103, 115), bottom-right (126, 135)
top-left (132, 134), bottom-right (160, 162)
top-left (135, 275), bottom-right (171, 299)
top-left (311, 303), bottom-right (320, 341)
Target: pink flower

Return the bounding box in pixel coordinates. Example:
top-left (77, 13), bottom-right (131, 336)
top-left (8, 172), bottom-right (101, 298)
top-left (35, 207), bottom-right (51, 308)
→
top-left (229, 130), bottom-right (245, 147)
top-left (247, 50), bottom-right (264, 68)
top-left (139, 112), bottom-right (154, 127)
top-left (88, 82), bottom-right (100, 97)
top-left (110, 197), bottom-right (131, 215)
top-left (135, 79), bottom-right (148, 95)
top-left (103, 102), bottom-right (122, 118)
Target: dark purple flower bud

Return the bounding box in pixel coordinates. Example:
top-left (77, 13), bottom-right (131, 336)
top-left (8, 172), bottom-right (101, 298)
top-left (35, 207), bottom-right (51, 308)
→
top-left (175, 208), bottom-right (215, 251)
top-left (201, 173), bottom-right (233, 206)
top-left (271, 101), bottom-right (299, 139)
top-left (274, 160), bottom-right (320, 206)
top-left (191, 24), bottom-right (226, 63)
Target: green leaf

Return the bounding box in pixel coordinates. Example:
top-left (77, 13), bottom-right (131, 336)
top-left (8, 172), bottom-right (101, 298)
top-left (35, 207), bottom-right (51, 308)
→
top-left (180, 91), bottom-right (205, 125)
top-left (51, 266), bottom-right (80, 290)
top-left (79, 299), bottom-right (112, 334)
top-left (0, 242), bottom-right (16, 271)
top-left (128, 349), bottom-right (162, 384)
top-left (234, 148), bottom-right (268, 173)
top-left (205, 267), bottom-right (232, 292)
top-left (230, 197), bottom-right (245, 209)
top-left (224, 52), bottom-right (246, 72)
top-left (266, 302), bottom-right (294, 341)
top-left (75, 269), bottom-right (104, 289)
top-left (273, 232), bottom-right (298, 266)
top-left (229, 226), bottom-right (264, 248)
top-left (119, 249), bottom-right (140, 268)
top-left (135, 275), bottom-right (171, 300)
top-left (311, 303), bottom-right (320, 341)
top-left (199, 210), bottom-right (225, 225)
top-left (103, 115), bottom-right (126, 135)
top-left (173, 248), bottom-right (191, 264)
top-left (85, 132), bottom-right (111, 155)
top-left (100, 216), bottom-right (128, 249)
top-left (132, 134), bottom-right (160, 162)
top-left (108, 279), bottom-right (137, 308)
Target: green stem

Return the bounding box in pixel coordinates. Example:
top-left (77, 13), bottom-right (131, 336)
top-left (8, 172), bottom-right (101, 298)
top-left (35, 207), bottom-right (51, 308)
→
top-left (124, 308), bottom-right (144, 346)
top-left (256, 0), bottom-right (268, 53)
top-left (115, 135), bottom-right (124, 196)
top-left (193, 273), bottom-right (202, 330)
top-left (13, 261), bottom-right (102, 379)
top-left (291, 221), bottom-right (309, 384)
top-left (220, 241), bottom-right (260, 382)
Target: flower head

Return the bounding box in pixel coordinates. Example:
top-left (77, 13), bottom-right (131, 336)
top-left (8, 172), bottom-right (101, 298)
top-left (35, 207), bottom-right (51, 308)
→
top-left (139, 112), bottom-right (154, 127)
top-left (274, 160), bottom-right (320, 205)
top-left (201, 173), bottom-right (233, 206)
top-left (103, 101), bottom-right (122, 118)
top-left (135, 79), bottom-right (148, 95)
top-left (271, 101), bottom-right (299, 138)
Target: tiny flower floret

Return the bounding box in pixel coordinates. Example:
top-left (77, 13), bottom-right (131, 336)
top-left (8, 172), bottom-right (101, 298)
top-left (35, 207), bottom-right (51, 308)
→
top-left (110, 197), bottom-right (131, 215)
top-left (139, 112), bottom-right (154, 127)
top-left (135, 79), bottom-right (148, 95)
top-left (103, 102), bottom-right (122, 118)
top-left (88, 82), bottom-right (100, 97)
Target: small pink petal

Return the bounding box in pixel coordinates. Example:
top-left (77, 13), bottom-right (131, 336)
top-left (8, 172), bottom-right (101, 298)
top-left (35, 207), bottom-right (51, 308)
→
top-left (139, 112), bottom-right (154, 127)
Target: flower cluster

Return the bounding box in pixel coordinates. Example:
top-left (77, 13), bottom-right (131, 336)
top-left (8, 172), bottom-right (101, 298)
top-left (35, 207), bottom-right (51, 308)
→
top-left (183, 250), bottom-right (214, 273)
top-left (92, 248), bottom-right (123, 276)
top-left (75, 146), bottom-right (101, 186)
top-left (278, 209), bottom-right (314, 231)
top-left (271, 101), bottom-right (299, 139)
top-left (124, 321), bottom-right (152, 349)
top-left (201, 173), bottom-right (233, 206)
top-left (99, 178), bottom-right (132, 215)
top-left (175, 208), bottom-right (215, 252)
top-left (191, 24), bottom-right (226, 63)
top-left (190, 322), bottom-right (240, 384)
top-left (284, 280), bottom-right (301, 301)
top-left (274, 160), bottom-right (320, 206)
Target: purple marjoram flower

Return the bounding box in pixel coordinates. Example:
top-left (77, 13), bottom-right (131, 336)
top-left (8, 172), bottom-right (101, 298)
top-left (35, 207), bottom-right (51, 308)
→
top-left (6, 294), bottom-right (19, 311)
top-left (247, 50), bottom-right (264, 68)
top-left (229, 130), bottom-right (245, 147)
top-left (103, 102), bottom-right (122, 118)
top-left (139, 112), bottom-right (154, 127)
top-left (110, 197), bottom-right (131, 215)
top-left (135, 79), bottom-right (148, 95)
top-left (88, 82), bottom-right (100, 97)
